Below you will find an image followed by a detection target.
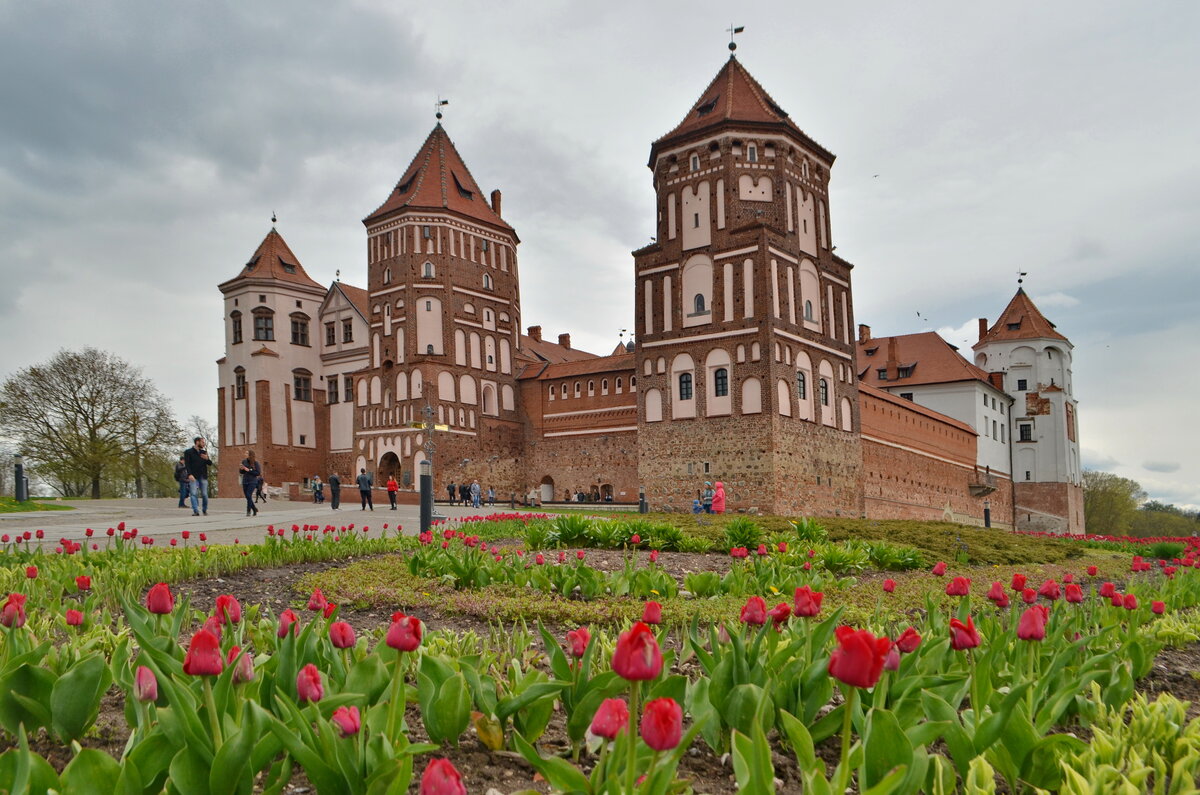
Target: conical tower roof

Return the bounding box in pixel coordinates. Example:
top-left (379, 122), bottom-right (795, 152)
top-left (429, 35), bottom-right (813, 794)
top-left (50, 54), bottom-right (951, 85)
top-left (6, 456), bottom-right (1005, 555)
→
top-left (218, 227), bottom-right (322, 292)
top-left (649, 56), bottom-right (834, 166)
top-left (364, 124), bottom-right (513, 234)
top-left (974, 288), bottom-right (1069, 348)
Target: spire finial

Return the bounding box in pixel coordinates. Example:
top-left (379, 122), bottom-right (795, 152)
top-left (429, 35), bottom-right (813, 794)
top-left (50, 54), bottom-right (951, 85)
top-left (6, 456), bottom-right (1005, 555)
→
top-left (435, 96), bottom-right (449, 121)
top-left (335, 269), bottom-right (341, 282)
top-left (727, 24), bottom-right (744, 53)
top-left (1017, 270), bottom-right (1028, 286)
top-left (271, 210), bottom-right (277, 228)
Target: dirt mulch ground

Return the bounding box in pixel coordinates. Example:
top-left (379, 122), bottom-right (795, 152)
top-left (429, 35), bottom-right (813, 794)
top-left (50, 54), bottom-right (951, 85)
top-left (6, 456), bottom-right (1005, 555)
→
top-left (1137, 642), bottom-right (1200, 720)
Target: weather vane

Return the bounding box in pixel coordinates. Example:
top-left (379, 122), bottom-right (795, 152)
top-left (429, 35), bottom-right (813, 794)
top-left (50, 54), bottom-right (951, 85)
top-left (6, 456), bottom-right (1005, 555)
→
top-left (271, 211), bottom-right (277, 227)
top-left (435, 96), bottom-right (448, 121)
top-left (727, 24), bottom-right (744, 52)
top-left (1017, 270), bottom-right (1028, 286)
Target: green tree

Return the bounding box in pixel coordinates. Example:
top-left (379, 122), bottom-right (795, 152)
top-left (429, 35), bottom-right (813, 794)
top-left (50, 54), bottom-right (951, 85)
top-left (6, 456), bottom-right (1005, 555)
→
top-left (1082, 469), bottom-right (1146, 535)
top-left (0, 348), bottom-right (183, 499)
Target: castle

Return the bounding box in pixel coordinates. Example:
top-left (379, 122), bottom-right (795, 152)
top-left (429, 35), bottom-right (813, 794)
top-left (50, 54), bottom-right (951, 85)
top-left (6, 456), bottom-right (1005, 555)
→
top-left (216, 55), bottom-right (1084, 533)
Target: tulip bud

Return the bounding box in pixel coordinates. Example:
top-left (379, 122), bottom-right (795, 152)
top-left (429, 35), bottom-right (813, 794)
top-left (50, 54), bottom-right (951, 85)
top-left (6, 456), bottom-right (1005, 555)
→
top-left (640, 697), bottom-right (683, 751)
top-left (420, 758), bottom-right (466, 795)
top-left (296, 663), bottom-right (324, 703)
top-left (65, 609), bottom-right (83, 626)
top-left (135, 665), bottom-right (158, 702)
top-left (332, 705), bottom-right (361, 737)
top-left (589, 697), bottom-right (629, 739)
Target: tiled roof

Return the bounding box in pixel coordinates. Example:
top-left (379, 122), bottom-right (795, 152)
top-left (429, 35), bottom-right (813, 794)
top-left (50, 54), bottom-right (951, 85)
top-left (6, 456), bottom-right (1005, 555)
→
top-left (364, 124), bottom-right (513, 233)
top-left (974, 289), bottom-right (1068, 347)
top-left (219, 228), bottom-right (323, 291)
top-left (650, 56), bottom-right (834, 164)
top-left (533, 353), bottom-right (636, 380)
top-left (334, 282), bottom-right (370, 319)
top-left (856, 331), bottom-right (996, 389)
top-left (860, 383), bottom-right (977, 436)
top-left (519, 334), bottom-right (597, 365)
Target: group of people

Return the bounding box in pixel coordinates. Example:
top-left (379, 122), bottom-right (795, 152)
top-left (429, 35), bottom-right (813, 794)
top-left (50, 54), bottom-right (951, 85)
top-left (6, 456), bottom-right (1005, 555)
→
top-left (444, 480), bottom-right (493, 508)
top-left (694, 481), bottom-right (727, 514)
top-left (312, 469), bottom-right (400, 511)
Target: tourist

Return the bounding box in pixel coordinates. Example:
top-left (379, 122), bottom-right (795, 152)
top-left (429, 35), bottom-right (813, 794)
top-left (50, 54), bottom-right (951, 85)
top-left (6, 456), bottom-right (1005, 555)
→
top-left (183, 437), bottom-right (213, 516)
top-left (702, 482), bottom-right (715, 514)
top-left (312, 475), bottom-right (324, 504)
top-left (459, 482), bottom-right (470, 506)
top-left (386, 475), bottom-right (399, 510)
top-left (487, 485), bottom-right (495, 506)
top-left (255, 473), bottom-right (267, 503)
top-left (328, 472), bottom-right (341, 510)
top-left (239, 451), bottom-right (261, 517)
top-left (469, 480), bottom-right (481, 508)
top-left (712, 481), bottom-right (726, 514)
top-left (174, 456), bottom-right (189, 508)
top-left (357, 468), bottom-right (374, 511)
top-left (447, 480), bottom-right (457, 505)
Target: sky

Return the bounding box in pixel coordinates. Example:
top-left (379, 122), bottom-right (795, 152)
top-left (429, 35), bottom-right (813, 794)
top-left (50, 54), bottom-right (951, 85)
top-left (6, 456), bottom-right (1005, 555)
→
top-left (1, 2), bottom-right (1197, 507)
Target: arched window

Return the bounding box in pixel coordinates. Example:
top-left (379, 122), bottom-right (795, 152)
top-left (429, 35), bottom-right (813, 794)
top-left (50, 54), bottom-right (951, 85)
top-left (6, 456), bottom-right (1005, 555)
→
top-left (230, 311), bottom-right (243, 344)
top-left (796, 370), bottom-right (807, 400)
top-left (233, 366), bottom-right (246, 399)
top-left (587, 380), bottom-right (595, 396)
top-left (383, 267), bottom-right (392, 284)
top-left (713, 368), bottom-right (728, 397)
top-left (616, 377), bottom-right (623, 392)
top-left (483, 273), bottom-right (493, 290)
top-left (601, 379), bottom-right (609, 395)
top-left (678, 373), bottom-right (693, 400)
top-left (574, 381), bottom-right (581, 397)
top-left (422, 261), bottom-right (435, 278)
top-left (819, 378), bottom-right (830, 406)
top-left (548, 386), bottom-right (555, 401)
top-left (561, 383), bottom-right (568, 399)
top-left (694, 294), bottom-right (706, 314)
top-left (804, 300), bottom-right (814, 322)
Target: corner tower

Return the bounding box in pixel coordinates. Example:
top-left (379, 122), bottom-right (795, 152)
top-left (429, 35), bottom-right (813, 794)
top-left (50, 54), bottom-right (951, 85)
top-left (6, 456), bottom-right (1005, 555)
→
top-left (355, 124), bottom-right (525, 491)
top-left (633, 56), bottom-right (864, 515)
top-left (974, 289), bottom-right (1084, 533)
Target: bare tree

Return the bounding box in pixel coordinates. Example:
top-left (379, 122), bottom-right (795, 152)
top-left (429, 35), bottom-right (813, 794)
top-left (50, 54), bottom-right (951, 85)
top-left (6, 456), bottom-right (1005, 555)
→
top-left (0, 348), bottom-right (183, 499)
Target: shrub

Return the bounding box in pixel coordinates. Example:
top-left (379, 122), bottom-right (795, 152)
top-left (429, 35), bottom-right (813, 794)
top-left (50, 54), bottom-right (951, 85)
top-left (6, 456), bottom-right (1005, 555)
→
top-left (644, 522), bottom-right (686, 551)
top-left (1148, 541), bottom-right (1185, 561)
top-left (814, 542), bottom-right (869, 576)
top-left (553, 514), bottom-right (593, 547)
top-left (523, 520), bottom-right (555, 550)
top-left (791, 517), bottom-right (828, 544)
top-left (723, 517), bottom-right (763, 550)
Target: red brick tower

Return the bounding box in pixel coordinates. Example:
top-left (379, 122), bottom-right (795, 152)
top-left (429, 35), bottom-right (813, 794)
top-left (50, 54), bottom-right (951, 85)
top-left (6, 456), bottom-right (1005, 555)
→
top-left (355, 124), bottom-right (525, 494)
top-left (633, 56), bottom-right (864, 515)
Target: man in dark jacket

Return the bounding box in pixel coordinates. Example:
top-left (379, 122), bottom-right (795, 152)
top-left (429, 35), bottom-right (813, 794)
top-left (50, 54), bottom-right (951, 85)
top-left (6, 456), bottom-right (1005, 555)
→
top-left (183, 437), bottom-right (214, 516)
top-left (174, 457), bottom-right (189, 508)
top-left (356, 468), bottom-right (373, 511)
top-left (328, 472), bottom-right (341, 510)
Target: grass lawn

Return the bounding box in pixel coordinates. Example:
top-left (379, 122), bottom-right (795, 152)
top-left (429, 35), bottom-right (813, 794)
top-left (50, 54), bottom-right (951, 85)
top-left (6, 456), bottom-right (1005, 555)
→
top-left (0, 495), bottom-right (74, 513)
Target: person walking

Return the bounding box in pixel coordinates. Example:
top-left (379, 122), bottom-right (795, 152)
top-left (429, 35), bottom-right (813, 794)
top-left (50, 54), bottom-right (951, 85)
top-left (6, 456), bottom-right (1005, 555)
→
top-left (702, 482), bottom-right (715, 514)
top-left (469, 479), bottom-right (481, 509)
top-left (174, 456), bottom-right (189, 508)
top-left (487, 485), bottom-right (495, 506)
top-left (312, 476), bottom-right (324, 504)
top-left (328, 472), bottom-right (341, 510)
top-left (712, 481), bottom-right (726, 514)
top-left (458, 481), bottom-right (470, 506)
top-left (239, 451), bottom-right (261, 517)
top-left (183, 437), bottom-right (213, 516)
top-left (255, 473), bottom-right (267, 503)
top-left (357, 468), bottom-right (374, 511)
top-left (386, 475), bottom-right (399, 509)
top-left (446, 480), bottom-right (457, 505)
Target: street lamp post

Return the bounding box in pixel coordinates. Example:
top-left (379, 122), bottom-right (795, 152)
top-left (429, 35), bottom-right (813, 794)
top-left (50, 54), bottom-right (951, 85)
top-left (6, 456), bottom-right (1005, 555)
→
top-left (983, 498), bottom-right (992, 529)
top-left (14, 454), bottom-right (27, 503)
top-left (419, 459), bottom-right (433, 534)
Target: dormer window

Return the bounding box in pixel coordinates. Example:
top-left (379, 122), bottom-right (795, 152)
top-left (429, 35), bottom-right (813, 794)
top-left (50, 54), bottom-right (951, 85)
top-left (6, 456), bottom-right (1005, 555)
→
top-left (695, 95), bottom-right (719, 116)
top-left (690, 154), bottom-right (700, 172)
top-left (897, 366), bottom-right (913, 378)
top-left (1007, 322), bottom-right (1021, 330)
top-left (280, 259), bottom-right (297, 274)
top-left (245, 255), bottom-right (260, 272)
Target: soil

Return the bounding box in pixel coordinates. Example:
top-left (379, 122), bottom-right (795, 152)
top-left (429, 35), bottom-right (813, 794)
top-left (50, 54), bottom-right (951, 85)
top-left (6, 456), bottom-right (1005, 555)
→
top-left (1137, 642), bottom-right (1200, 720)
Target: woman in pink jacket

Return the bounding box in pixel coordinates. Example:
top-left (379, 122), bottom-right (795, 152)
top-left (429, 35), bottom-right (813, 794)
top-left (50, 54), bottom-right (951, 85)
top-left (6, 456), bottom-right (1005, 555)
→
top-left (711, 481), bottom-right (726, 514)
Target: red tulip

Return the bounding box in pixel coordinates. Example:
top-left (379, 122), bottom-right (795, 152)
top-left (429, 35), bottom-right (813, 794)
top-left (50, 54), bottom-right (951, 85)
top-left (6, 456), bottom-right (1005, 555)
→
top-left (420, 758), bottom-right (466, 795)
top-left (323, 602), bottom-right (338, 618)
top-left (768, 602), bottom-right (791, 626)
top-left (329, 621), bottom-right (356, 649)
top-left (135, 665), bottom-right (158, 702)
top-left (1037, 580), bottom-right (1060, 601)
top-left (883, 643), bottom-right (901, 671)
top-left (1152, 601), bottom-right (1165, 615)
top-left (945, 576), bottom-right (971, 596)
top-left (756, 544), bottom-right (769, 557)
top-left (106, 528), bottom-right (115, 537)
top-left (1111, 592), bottom-right (1124, 607)
top-left (1022, 588), bottom-right (1037, 604)
top-left (895, 626), bottom-right (922, 654)
top-left (117, 522), bottom-right (125, 531)
top-left (882, 579), bottom-right (896, 593)
top-left (567, 626), bottom-right (591, 658)
top-left (535, 553), bottom-right (545, 566)
top-left (577, 550), bottom-right (586, 560)
top-left (778, 542), bottom-right (788, 553)
top-left (740, 596), bottom-right (767, 626)
top-left (641, 601), bottom-right (663, 625)
top-left (611, 622), bottom-right (662, 681)
top-left (1123, 594), bottom-right (1138, 611)
top-left (1087, 565), bottom-right (1097, 576)
top-left (590, 697), bottom-right (629, 739)
top-left (277, 608), bottom-right (300, 638)
top-left (729, 547), bottom-right (749, 559)
top-left (640, 697), bottom-right (683, 751)
top-left (630, 534), bottom-right (641, 545)
top-left (307, 589), bottom-right (328, 612)
top-left (1064, 583), bottom-right (1084, 603)
top-left (931, 561), bottom-right (948, 576)
top-left (1017, 605), bottom-right (1049, 641)
top-left (35, 529), bottom-right (44, 539)
top-left (65, 609), bottom-right (83, 626)
top-left (386, 613), bottom-right (423, 651)
top-left (228, 646), bottom-right (255, 683)
top-left (986, 581), bottom-right (1006, 602)
top-left (949, 616), bottom-right (981, 651)
top-left (85, 528), bottom-right (94, 537)
top-left (182, 630), bottom-right (224, 676)
top-left (0, 600), bottom-right (25, 628)
top-left (25, 566), bottom-right (37, 580)
top-left (296, 663), bottom-right (323, 703)
top-left (1011, 573), bottom-right (1027, 591)
top-left (215, 594), bottom-right (242, 624)
top-left (1099, 582), bottom-right (1116, 598)
top-left (793, 585), bottom-right (823, 617)
top-left (181, 530), bottom-right (190, 540)
top-left (828, 626), bottom-right (891, 688)
top-left (145, 583), bottom-right (175, 614)
top-left (75, 575), bottom-right (91, 591)
top-left (332, 705), bottom-right (361, 737)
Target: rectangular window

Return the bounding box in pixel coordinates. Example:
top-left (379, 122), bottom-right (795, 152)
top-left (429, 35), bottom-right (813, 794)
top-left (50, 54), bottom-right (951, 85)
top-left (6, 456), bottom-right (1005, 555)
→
top-left (1025, 470), bottom-right (1031, 481)
top-left (982, 394), bottom-right (987, 406)
top-left (678, 373), bottom-right (693, 400)
top-left (234, 372), bottom-right (246, 399)
top-left (291, 318), bottom-right (309, 346)
top-left (343, 376), bottom-right (353, 402)
top-left (232, 316), bottom-right (243, 344)
top-left (1000, 424), bottom-right (1006, 443)
top-left (293, 374), bottom-right (312, 402)
top-left (342, 320), bottom-right (353, 343)
top-left (993, 420), bottom-right (998, 438)
top-left (253, 314), bottom-right (274, 341)
top-left (1019, 424), bottom-right (1032, 442)
top-left (900, 392), bottom-right (913, 401)
top-left (1017, 379), bottom-right (1027, 391)
top-left (325, 323), bottom-right (335, 346)
top-left (299, 434), bottom-right (307, 445)
top-left (327, 379), bottom-right (338, 404)
top-left (422, 225), bottom-right (432, 239)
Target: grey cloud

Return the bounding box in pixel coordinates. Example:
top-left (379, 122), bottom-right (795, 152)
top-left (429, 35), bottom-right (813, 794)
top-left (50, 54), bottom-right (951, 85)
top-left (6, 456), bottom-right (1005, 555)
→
top-left (1144, 461), bottom-right (1181, 474)
top-left (1081, 450), bottom-right (1120, 471)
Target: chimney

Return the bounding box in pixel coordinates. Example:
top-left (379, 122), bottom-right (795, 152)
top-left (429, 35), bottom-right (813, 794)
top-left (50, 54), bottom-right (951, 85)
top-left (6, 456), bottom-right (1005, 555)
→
top-left (886, 337), bottom-right (899, 381)
top-left (490, 189), bottom-right (502, 217)
top-left (858, 323), bottom-right (871, 343)
top-left (978, 318), bottom-right (988, 342)
top-left (527, 325), bottom-right (541, 341)
top-left (558, 333), bottom-right (571, 349)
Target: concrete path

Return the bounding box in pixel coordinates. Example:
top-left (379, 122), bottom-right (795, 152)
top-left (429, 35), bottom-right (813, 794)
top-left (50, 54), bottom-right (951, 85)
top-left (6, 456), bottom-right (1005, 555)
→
top-left (0, 497), bottom-right (527, 548)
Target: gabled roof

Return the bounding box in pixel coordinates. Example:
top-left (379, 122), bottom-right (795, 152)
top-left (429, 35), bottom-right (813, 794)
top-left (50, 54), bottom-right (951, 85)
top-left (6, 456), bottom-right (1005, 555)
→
top-left (364, 124), bottom-right (513, 234)
top-left (219, 228), bottom-right (323, 292)
top-left (857, 331), bottom-right (998, 390)
top-left (533, 353), bottom-right (636, 381)
top-left (333, 282), bottom-right (370, 319)
top-left (974, 288), bottom-right (1068, 348)
top-left (519, 334), bottom-right (597, 365)
top-left (650, 56), bottom-right (834, 166)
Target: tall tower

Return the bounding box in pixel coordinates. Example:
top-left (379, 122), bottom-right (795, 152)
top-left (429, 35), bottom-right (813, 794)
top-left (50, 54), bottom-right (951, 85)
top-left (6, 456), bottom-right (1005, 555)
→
top-left (974, 289), bottom-right (1084, 533)
top-left (355, 124), bottom-right (525, 491)
top-left (216, 227), bottom-right (328, 497)
top-left (633, 56), bottom-right (864, 516)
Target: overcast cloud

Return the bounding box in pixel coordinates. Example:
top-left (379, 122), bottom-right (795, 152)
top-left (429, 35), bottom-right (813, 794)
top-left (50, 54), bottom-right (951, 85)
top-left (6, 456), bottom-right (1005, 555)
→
top-left (1, 2), bottom-right (1197, 507)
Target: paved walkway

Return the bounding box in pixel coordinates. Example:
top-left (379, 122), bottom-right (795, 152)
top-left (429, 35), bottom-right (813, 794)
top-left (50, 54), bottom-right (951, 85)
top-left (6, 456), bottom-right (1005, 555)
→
top-left (0, 497), bottom-right (524, 548)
